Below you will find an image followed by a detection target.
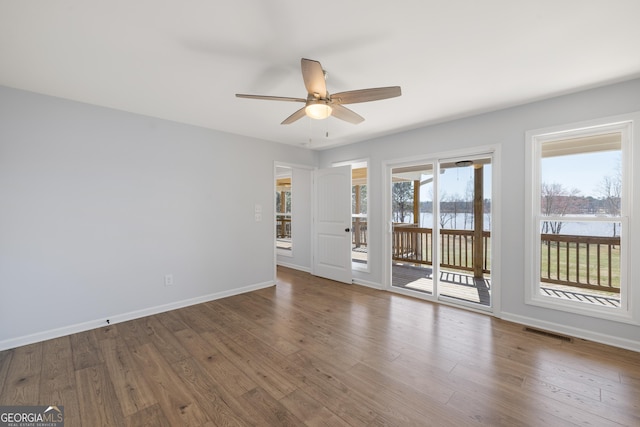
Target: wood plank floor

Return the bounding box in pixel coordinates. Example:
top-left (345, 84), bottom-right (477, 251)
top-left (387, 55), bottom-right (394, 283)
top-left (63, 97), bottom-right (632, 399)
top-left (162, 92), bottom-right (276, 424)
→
top-left (1, 266), bottom-right (639, 426)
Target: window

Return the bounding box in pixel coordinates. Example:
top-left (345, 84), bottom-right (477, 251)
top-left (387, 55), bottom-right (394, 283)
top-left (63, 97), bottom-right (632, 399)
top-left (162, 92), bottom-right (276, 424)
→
top-left (352, 164), bottom-right (368, 268)
top-left (526, 118), bottom-right (635, 321)
top-left (276, 166), bottom-right (292, 253)
top-left (332, 159), bottom-right (370, 271)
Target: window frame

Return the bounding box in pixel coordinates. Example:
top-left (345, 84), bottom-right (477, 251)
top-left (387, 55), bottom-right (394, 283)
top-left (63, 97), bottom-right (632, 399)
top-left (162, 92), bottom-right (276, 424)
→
top-left (524, 115), bottom-right (637, 324)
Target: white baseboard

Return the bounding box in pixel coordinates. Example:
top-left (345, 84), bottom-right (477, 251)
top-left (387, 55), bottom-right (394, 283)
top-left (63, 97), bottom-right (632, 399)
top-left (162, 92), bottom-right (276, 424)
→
top-left (352, 278), bottom-right (383, 290)
top-left (0, 280), bottom-right (274, 352)
top-left (500, 311), bottom-right (640, 353)
top-left (276, 262), bottom-right (311, 273)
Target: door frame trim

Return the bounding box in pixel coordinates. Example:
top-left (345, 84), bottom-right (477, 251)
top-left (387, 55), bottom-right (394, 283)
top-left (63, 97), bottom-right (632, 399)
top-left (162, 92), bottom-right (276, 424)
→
top-left (382, 144), bottom-right (502, 316)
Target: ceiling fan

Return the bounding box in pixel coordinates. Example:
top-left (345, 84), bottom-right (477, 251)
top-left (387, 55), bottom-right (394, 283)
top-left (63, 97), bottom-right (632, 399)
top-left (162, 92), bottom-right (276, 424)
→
top-left (236, 58), bottom-right (401, 125)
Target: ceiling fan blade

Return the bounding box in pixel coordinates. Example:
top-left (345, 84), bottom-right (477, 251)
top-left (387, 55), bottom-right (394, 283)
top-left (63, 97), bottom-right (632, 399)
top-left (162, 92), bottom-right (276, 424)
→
top-left (301, 58), bottom-right (327, 98)
top-left (331, 86), bottom-right (401, 104)
top-left (281, 107), bottom-right (307, 125)
top-left (331, 104), bottom-right (364, 124)
top-left (236, 94), bottom-right (306, 102)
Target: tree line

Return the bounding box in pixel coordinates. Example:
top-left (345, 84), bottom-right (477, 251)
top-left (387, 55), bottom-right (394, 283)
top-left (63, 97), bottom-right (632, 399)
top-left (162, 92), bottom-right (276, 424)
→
top-left (393, 179), bottom-right (621, 236)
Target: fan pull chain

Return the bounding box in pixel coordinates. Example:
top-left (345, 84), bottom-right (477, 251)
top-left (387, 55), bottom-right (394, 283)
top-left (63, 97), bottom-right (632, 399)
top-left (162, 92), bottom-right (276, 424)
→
top-left (325, 115), bottom-right (329, 138)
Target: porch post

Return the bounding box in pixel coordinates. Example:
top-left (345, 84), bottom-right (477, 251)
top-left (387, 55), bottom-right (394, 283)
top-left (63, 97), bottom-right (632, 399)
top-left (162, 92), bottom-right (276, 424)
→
top-left (413, 180), bottom-right (421, 259)
top-left (413, 180), bottom-right (420, 225)
top-left (473, 165), bottom-right (484, 278)
top-left (354, 184), bottom-right (361, 248)
top-left (280, 190), bottom-right (286, 237)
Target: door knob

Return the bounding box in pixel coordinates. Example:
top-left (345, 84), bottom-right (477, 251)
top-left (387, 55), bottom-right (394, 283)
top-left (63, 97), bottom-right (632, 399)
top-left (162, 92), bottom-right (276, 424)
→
top-left (345, 228), bottom-right (351, 232)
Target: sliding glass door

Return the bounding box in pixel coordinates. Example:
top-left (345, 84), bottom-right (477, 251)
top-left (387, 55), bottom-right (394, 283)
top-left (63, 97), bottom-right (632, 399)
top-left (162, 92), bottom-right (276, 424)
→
top-left (390, 154), bottom-right (493, 310)
top-left (391, 163), bottom-right (435, 295)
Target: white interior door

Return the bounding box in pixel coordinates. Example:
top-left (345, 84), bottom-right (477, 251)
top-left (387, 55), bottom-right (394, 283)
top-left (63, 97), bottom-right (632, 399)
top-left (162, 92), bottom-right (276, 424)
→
top-left (313, 165), bottom-right (353, 284)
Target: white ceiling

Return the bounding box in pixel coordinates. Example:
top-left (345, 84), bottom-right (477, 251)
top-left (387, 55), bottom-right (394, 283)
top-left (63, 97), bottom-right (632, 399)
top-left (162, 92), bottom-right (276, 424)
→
top-left (2, 1), bottom-right (640, 150)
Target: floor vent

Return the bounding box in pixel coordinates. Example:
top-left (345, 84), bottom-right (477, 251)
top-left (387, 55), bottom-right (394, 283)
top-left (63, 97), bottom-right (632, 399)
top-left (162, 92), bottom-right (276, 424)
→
top-left (523, 327), bottom-right (573, 342)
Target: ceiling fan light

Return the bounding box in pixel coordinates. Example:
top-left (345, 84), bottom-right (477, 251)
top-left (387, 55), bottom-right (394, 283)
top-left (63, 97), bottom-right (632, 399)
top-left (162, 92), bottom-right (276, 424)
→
top-left (305, 103), bottom-right (332, 120)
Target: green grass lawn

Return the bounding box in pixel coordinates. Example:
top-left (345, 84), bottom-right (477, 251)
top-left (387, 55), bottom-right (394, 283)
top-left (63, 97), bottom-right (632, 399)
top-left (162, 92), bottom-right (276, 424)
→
top-left (540, 242), bottom-right (620, 290)
top-left (399, 232), bottom-right (620, 291)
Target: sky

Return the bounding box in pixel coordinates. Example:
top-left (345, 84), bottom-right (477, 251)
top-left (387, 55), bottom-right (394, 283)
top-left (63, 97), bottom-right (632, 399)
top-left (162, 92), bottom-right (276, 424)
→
top-left (541, 151), bottom-right (620, 198)
top-left (418, 164), bottom-right (492, 201)
top-left (412, 150), bottom-right (620, 201)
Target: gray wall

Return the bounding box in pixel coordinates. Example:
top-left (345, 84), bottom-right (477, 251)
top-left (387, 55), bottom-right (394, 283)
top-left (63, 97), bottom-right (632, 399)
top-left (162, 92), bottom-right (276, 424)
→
top-left (3, 78), bottom-right (639, 352)
top-left (319, 78), bottom-right (640, 351)
top-left (0, 86), bottom-right (316, 349)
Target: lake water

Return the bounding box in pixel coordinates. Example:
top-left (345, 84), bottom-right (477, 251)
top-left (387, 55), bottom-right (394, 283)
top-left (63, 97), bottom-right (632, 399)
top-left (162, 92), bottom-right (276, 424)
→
top-left (399, 213), bottom-right (621, 237)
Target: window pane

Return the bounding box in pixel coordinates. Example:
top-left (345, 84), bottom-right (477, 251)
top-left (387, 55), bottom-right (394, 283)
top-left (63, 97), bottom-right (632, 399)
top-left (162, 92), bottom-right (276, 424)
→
top-left (541, 137), bottom-right (621, 217)
top-left (391, 164), bottom-right (435, 294)
top-left (276, 167), bottom-right (292, 251)
top-left (537, 130), bottom-right (623, 309)
top-left (539, 221), bottom-right (621, 306)
top-left (352, 166), bottom-right (368, 265)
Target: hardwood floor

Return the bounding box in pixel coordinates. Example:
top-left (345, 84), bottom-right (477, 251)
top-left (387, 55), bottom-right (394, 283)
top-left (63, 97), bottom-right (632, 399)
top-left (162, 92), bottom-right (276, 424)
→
top-left (1, 266), bottom-right (639, 426)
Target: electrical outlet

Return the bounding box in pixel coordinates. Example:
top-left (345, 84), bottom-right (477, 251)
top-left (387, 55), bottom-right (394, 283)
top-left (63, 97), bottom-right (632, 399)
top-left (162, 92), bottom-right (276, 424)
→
top-left (164, 274), bottom-right (174, 286)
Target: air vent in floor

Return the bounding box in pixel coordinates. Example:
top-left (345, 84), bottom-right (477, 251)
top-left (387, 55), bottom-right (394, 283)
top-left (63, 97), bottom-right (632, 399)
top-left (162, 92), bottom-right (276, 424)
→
top-left (523, 327), bottom-right (573, 342)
